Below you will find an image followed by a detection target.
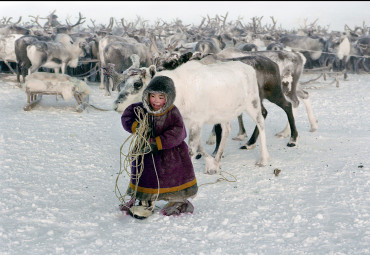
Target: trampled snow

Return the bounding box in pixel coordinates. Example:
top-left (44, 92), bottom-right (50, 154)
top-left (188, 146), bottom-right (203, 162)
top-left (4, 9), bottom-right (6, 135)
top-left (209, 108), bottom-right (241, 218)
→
top-left (0, 72), bottom-right (369, 254)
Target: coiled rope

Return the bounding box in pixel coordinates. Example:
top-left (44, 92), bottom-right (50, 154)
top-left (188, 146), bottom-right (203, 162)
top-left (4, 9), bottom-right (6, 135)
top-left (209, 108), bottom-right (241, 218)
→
top-left (115, 106), bottom-right (160, 213)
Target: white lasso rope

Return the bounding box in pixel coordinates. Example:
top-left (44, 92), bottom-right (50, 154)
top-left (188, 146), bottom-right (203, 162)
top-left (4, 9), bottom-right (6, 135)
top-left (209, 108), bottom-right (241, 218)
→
top-left (115, 106), bottom-right (160, 213)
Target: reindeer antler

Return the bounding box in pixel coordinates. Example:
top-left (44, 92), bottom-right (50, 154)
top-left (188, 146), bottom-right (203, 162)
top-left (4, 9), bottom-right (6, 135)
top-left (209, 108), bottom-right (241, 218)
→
top-left (309, 18), bottom-right (319, 29)
top-left (11, 16), bottom-right (22, 25)
top-left (2, 17), bottom-right (12, 24)
top-left (107, 17), bottom-right (114, 31)
top-left (269, 16), bottom-right (277, 31)
top-left (87, 19), bottom-right (96, 31)
top-left (220, 12), bottom-right (228, 29)
top-left (29, 15), bottom-right (44, 28)
top-left (121, 17), bottom-right (130, 31)
top-left (38, 10), bottom-right (56, 28)
top-left (66, 12), bottom-right (86, 28)
top-left (198, 17), bottom-right (206, 29)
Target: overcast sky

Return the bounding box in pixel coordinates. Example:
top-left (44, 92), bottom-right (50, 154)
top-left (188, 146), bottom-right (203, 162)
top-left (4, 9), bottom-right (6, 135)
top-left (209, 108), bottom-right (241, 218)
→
top-left (1, 1), bottom-right (369, 32)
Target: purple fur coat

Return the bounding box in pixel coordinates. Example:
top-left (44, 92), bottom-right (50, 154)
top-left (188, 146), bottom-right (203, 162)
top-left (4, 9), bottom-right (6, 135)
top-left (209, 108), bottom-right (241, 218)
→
top-left (121, 76), bottom-right (198, 202)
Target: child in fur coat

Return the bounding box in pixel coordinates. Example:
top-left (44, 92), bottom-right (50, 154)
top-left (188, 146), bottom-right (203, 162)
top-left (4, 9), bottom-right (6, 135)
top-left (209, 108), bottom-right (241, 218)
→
top-left (120, 75), bottom-right (198, 219)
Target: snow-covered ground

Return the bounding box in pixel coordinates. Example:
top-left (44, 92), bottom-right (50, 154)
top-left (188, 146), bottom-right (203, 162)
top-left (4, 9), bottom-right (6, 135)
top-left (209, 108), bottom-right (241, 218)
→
top-left (0, 72), bottom-right (369, 255)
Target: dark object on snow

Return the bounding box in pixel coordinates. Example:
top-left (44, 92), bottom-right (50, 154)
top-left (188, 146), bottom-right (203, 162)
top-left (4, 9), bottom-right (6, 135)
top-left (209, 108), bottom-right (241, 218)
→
top-left (274, 168), bottom-right (281, 176)
top-left (160, 200), bottom-right (194, 216)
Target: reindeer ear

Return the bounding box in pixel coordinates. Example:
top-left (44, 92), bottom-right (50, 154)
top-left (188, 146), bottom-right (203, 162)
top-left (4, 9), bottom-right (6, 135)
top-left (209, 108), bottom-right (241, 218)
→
top-left (148, 65), bottom-right (156, 78)
top-left (152, 56), bottom-right (158, 66)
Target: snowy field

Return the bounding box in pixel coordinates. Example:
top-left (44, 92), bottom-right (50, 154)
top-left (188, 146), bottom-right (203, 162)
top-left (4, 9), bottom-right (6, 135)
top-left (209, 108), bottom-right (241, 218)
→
top-left (0, 72), bottom-right (369, 255)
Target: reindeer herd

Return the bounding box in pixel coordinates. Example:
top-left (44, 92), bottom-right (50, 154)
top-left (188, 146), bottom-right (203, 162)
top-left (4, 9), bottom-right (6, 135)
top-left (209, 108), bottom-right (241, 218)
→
top-left (1, 11), bottom-right (369, 173)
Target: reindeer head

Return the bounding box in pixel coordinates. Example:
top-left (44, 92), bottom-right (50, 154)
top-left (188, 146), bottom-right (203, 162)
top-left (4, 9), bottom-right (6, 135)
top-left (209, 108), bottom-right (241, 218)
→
top-left (113, 65), bottom-right (156, 112)
top-left (78, 41), bottom-right (89, 58)
top-left (102, 63), bottom-right (116, 77)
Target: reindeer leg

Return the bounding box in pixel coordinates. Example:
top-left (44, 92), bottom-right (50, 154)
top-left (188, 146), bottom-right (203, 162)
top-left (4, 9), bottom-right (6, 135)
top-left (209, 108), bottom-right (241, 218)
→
top-left (22, 62), bottom-right (30, 83)
top-left (60, 63), bottom-right (67, 74)
top-left (211, 124), bottom-right (222, 157)
top-left (232, 114), bottom-right (247, 141)
top-left (110, 77), bottom-right (116, 91)
top-left (203, 122), bottom-right (228, 175)
top-left (343, 56), bottom-right (348, 80)
top-left (99, 67), bottom-right (105, 89)
top-left (243, 99), bottom-right (269, 167)
top-left (206, 122), bottom-right (231, 175)
top-left (281, 102), bottom-right (298, 147)
top-left (188, 124), bottom-right (202, 161)
top-left (241, 103), bottom-right (267, 149)
top-left (206, 125), bottom-right (216, 145)
top-left (187, 123), bottom-right (206, 160)
top-left (361, 57), bottom-right (370, 72)
top-left (16, 63), bottom-right (22, 88)
top-left (16, 62), bottom-right (21, 84)
top-left (213, 122), bottom-right (231, 164)
top-left (104, 77), bottom-right (111, 96)
top-left (296, 91), bottom-right (318, 132)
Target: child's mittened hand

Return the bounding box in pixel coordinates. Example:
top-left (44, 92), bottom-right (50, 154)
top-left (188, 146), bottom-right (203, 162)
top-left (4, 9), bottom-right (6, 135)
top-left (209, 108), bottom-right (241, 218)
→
top-left (149, 138), bottom-right (158, 153)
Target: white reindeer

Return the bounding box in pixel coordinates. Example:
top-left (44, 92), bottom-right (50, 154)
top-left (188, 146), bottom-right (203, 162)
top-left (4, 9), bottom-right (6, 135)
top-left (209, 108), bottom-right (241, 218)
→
top-left (26, 33), bottom-right (86, 74)
top-left (113, 61), bottom-right (269, 174)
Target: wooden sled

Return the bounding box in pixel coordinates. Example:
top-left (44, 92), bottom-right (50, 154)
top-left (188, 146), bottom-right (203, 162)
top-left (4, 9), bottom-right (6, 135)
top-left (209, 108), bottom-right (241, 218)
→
top-left (23, 90), bottom-right (89, 112)
top-left (23, 72), bottom-right (91, 112)
top-left (303, 67), bottom-right (347, 88)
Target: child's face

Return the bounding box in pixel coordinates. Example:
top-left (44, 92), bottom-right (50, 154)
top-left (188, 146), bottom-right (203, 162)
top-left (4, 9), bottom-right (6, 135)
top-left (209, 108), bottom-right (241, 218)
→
top-left (149, 93), bottom-right (166, 111)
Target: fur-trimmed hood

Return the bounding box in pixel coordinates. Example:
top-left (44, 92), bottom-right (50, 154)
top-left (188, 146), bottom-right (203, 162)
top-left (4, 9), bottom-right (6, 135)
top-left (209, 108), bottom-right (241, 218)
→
top-left (142, 76), bottom-right (176, 115)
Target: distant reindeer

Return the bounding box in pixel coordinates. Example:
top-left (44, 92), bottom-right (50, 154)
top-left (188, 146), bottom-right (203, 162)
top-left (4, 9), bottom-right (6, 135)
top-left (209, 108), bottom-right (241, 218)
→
top-left (26, 33), bottom-right (87, 74)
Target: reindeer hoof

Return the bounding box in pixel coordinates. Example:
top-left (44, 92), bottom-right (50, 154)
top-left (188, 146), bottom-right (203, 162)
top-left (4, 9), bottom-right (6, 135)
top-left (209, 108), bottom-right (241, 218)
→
top-left (275, 132), bottom-right (289, 138)
top-left (310, 120), bottom-right (319, 132)
top-left (255, 160), bottom-right (268, 167)
top-left (195, 154), bottom-right (202, 160)
top-left (240, 143), bottom-right (256, 150)
top-left (287, 142), bottom-right (296, 147)
top-left (232, 134), bottom-right (247, 141)
top-left (205, 169), bottom-right (217, 175)
top-left (206, 136), bottom-right (216, 145)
